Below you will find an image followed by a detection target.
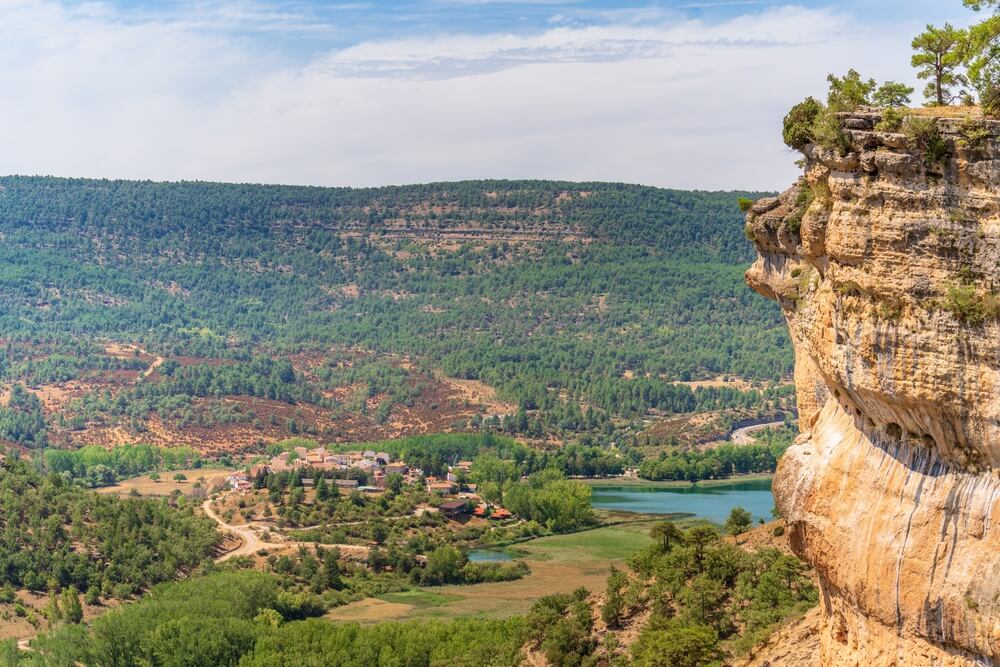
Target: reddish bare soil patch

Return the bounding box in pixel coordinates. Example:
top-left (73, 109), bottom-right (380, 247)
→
top-left (727, 520), bottom-right (793, 556)
top-left (22, 343), bottom-right (509, 455)
top-left (437, 374), bottom-right (516, 415)
top-left (57, 375), bottom-right (503, 455)
top-left (171, 356), bottom-right (236, 367)
top-left (640, 410), bottom-right (734, 448)
top-left (33, 383), bottom-right (87, 412)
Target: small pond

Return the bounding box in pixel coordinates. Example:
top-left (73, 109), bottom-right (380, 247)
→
top-left (467, 547), bottom-right (514, 562)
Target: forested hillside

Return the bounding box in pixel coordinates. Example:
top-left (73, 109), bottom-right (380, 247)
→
top-left (0, 177), bottom-right (791, 451)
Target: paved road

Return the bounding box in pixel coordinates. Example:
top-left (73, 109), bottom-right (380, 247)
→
top-left (730, 420), bottom-right (785, 445)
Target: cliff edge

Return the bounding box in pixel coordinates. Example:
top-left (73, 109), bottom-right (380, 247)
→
top-left (746, 111), bottom-right (1000, 666)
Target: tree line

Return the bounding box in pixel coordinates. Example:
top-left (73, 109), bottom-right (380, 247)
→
top-left (637, 427), bottom-right (795, 482)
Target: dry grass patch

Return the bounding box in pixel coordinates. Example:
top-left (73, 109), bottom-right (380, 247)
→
top-left (324, 598), bottom-right (415, 623)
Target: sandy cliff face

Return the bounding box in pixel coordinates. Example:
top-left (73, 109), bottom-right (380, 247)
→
top-left (746, 111), bottom-right (1000, 666)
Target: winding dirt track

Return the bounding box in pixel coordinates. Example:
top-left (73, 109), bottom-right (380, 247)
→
top-left (202, 499), bottom-right (370, 562)
top-left (202, 499), bottom-right (264, 561)
top-left (140, 354), bottom-right (164, 380)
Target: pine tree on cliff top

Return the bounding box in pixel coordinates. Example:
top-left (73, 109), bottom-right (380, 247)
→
top-left (911, 23), bottom-right (969, 105)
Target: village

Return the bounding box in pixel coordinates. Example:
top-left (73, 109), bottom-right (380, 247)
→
top-left (224, 444), bottom-right (513, 521)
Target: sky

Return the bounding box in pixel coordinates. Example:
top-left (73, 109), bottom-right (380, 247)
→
top-left (0, 0), bottom-right (979, 191)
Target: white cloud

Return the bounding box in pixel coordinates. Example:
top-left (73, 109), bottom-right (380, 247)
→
top-left (320, 6), bottom-right (853, 78)
top-left (0, 1), bottom-right (925, 191)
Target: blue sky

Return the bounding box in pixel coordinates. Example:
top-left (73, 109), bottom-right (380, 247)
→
top-left (0, 1), bottom-right (981, 189)
top-left (85, 1), bottom-right (971, 60)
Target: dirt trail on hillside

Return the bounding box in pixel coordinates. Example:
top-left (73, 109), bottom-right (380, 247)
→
top-left (202, 499), bottom-right (370, 562)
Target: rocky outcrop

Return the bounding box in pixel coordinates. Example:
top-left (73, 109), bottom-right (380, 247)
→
top-left (745, 110), bottom-right (1000, 666)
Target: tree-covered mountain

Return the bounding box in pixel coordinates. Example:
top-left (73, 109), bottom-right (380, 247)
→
top-left (0, 176), bottom-right (790, 446)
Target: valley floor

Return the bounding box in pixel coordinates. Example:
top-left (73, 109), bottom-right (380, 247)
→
top-left (324, 522), bottom-right (654, 624)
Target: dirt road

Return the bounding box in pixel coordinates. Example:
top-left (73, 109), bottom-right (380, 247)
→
top-left (202, 499), bottom-right (264, 561)
top-left (139, 353), bottom-right (164, 380)
top-left (202, 499), bottom-right (370, 562)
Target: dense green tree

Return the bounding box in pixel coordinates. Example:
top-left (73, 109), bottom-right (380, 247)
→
top-left (314, 475), bottom-right (330, 502)
top-left (826, 69), bottom-right (876, 110)
top-left (502, 472), bottom-right (594, 533)
top-left (782, 97), bottom-right (823, 149)
top-left (912, 24), bottom-right (969, 105)
top-left (725, 506), bottom-right (754, 536)
top-left (959, 2), bottom-right (1000, 114)
top-left (650, 521), bottom-right (685, 553)
top-left (422, 546), bottom-right (468, 585)
top-left (601, 566), bottom-right (629, 630)
top-left (60, 586), bottom-right (83, 625)
top-left (637, 428), bottom-right (794, 482)
top-left (385, 473), bottom-right (404, 495)
top-left (873, 81), bottom-right (915, 108)
top-left (631, 621), bottom-right (721, 667)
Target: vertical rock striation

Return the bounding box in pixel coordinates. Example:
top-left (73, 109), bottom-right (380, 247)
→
top-left (746, 111), bottom-right (1000, 665)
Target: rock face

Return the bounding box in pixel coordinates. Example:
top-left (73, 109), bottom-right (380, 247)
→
top-left (745, 111), bottom-right (1000, 666)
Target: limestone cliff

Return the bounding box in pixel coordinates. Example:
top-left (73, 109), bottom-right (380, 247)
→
top-left (745, 111), bottom-right (1000, 666)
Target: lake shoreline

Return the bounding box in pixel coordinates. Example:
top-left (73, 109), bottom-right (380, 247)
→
top-left (581, 473), bottom-right (774, 489)
top-left (589, 477), bottom-right (775, 524)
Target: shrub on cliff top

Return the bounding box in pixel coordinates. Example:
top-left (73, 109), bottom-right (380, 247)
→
top-left (811, 105), bottom-right (852, 155)
top-left (874, 107), bottom-right (908, 133)
top-left (904, 116), bottom-right (950, 166)
top-left (782, 72), bottom-right (880, 153)
top-left (782, 97), bottom-right (822, 150)
top-left (958, 118), bottom-right (992, 151)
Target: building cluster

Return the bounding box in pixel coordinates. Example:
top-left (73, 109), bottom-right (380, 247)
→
top-left (224, 446), bottom-right (514, 520)
top-left (424, 460), bottom-right (513, 520)
top-left (423, 459), bottom-right (473, 495)
top-left (226, 471), bottom-right (253, 493)
top-left (245, 446), bottom-right (423, 489)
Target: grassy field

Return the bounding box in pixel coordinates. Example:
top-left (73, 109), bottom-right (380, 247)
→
top-left (511, 521), bottom-right (654, 562)
top-left (325, 522), bottom-right (655, 624)
top-left (96, 467), bottom-right (234, 497)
